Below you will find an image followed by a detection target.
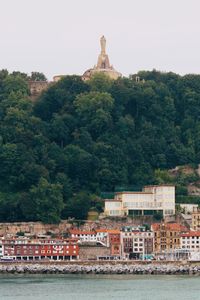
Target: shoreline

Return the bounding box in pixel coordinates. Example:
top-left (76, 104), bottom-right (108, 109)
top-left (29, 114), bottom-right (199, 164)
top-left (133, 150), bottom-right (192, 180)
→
top-left (0, 261), bottom-right (200, 275)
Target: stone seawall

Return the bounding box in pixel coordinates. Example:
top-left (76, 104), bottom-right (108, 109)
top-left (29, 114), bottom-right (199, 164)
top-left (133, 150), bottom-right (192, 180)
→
top-left (0, 261), bottom-right (200, 275)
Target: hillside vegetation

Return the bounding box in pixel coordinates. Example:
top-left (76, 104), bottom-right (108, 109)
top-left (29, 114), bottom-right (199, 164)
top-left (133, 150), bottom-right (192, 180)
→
top-left (0, 69), bottom-right (200, 223)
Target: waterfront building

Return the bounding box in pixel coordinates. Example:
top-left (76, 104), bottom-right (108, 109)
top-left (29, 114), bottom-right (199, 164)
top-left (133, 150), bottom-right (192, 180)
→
top-left (180, 231), bottom-right (200, 251)
top-left (69, 230), bottom-right (97, 243)
top-left (69, 229), bottom-right (110, 247)
top-left (95, 229), bottom-right (108, 246)
top-left (1, 238), bottom-right (79, 261)
top-left (107, 230), bottom-right (121, 257)
top-left (191, 207), bottom-right (200, 231)
top-left (121, 229), bottom-right (153, 259)
top-left (151, 223), bottom-right (187, 254)
top-left (68, 228), bottom-right (120, 258)
top-left (104, 185), bottom-right (175, 218)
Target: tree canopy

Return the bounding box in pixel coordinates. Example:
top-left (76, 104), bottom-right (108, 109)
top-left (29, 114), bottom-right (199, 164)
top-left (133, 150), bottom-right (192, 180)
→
top-left (0, 70), bottom-right (200, 222)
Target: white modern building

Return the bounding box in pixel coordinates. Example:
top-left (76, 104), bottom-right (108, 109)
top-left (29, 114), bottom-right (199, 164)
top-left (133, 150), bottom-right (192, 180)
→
top-left (95, 230), bottom-right (108, 246)
top-left (69, 230), bottom-right (97, 243)
top-left (180, 231), bottom-right (200, 251)
top-left (104, 185), bottom-right (175, 218)
top-left (180, 204), bottom-right (198, 214)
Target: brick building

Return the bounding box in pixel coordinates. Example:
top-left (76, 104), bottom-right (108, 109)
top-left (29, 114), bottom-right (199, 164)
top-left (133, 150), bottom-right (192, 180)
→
top-left (107, 230), bottom-right (121, 257)
top-left (2, 238), bottom-right (79, 260)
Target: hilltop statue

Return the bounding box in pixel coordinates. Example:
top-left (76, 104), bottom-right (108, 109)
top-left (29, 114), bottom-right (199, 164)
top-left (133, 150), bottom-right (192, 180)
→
top-left (82, 35), bottom-right (122, 80)
top-left (100, 35), bottom-right (106, 54)
top-left (97, 35), bottom-right (110, 69)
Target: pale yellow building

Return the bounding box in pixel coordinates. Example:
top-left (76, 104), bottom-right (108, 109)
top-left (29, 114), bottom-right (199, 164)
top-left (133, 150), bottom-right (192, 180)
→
top-left (192, 208), bottom-right (200, 231)
top-left (104, 185), bottom-right (175, 218)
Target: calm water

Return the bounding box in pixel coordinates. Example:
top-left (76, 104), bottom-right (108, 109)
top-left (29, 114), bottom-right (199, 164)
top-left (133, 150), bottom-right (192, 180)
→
top-left (0, 274), bottom-right (199, 300)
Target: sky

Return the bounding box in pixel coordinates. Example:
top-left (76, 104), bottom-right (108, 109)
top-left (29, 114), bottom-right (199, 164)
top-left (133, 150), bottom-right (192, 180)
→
top-left (0, 0), bottom-right (200, 80)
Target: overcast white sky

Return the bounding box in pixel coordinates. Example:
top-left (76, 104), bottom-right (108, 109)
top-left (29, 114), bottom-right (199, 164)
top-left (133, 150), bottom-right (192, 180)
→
top-left (0, 0), bottom-right (200, 80)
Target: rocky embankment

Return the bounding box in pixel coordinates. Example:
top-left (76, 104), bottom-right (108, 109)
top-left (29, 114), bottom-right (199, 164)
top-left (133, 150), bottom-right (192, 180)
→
top-left (0, 262), bottom-right (200, 275)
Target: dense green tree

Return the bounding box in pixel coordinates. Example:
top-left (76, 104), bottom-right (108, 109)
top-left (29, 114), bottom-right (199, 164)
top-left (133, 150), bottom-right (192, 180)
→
top-left (0, 192), bottom-right (24, 221)
top-left (0, 69), bottom-right (200, 222)
top-left (87, 73), bottom-right (113, 92)
top-left (29, 72), bottom-right (47, 82)
top-left (74, 91), bottom-right (114, 139)
top-left (34, 75), bottom-right (89, 121)
top-left (2, 74), bottom-right (29, 97)
top-left (21, 178), bottom-right (64, 223)
top-left (63, 191), bottom-right (91, 220)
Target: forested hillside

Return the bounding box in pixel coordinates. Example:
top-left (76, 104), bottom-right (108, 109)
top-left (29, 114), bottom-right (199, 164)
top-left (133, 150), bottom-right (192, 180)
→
top-left (0, 69), bottom-right (200, 222)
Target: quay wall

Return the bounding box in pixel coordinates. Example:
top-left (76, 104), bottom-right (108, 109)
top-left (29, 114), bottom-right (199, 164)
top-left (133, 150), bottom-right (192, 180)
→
top-left (0, 261), bottom-right (199, 275)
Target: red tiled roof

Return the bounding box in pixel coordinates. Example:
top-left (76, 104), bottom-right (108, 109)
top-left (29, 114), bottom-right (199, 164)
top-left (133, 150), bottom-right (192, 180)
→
top-left (107, 230), bottom-right (120, 234)
top-left (181, 231), bottom-right (200, 237)
top-left (69, 230), bottom-right (96, 235)
top-left (151, 223), bottom-right (187, 232)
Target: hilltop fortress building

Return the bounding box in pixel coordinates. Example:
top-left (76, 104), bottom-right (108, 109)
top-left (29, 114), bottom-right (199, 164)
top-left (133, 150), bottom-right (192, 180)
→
top-left (53, 36), bottom-right (121, 82)
top-left (28, 36), bottom-right (122, 101)
top-left (29, 36), bottom-right (121, 97)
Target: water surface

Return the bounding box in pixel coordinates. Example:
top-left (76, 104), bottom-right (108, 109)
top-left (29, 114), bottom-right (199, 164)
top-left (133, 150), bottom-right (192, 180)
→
top-left (0, 274), bottom-right (199, 300)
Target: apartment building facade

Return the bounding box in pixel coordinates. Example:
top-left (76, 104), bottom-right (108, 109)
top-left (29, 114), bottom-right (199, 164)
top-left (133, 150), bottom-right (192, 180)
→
top-left (121, 229), bottom-right (153, 259)
top-left (151, 223), bottom-right (187, 254)
top-left (180, 231), bottom-right (200, 251)
top-left (1, 238), bottom-right (79, 260)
